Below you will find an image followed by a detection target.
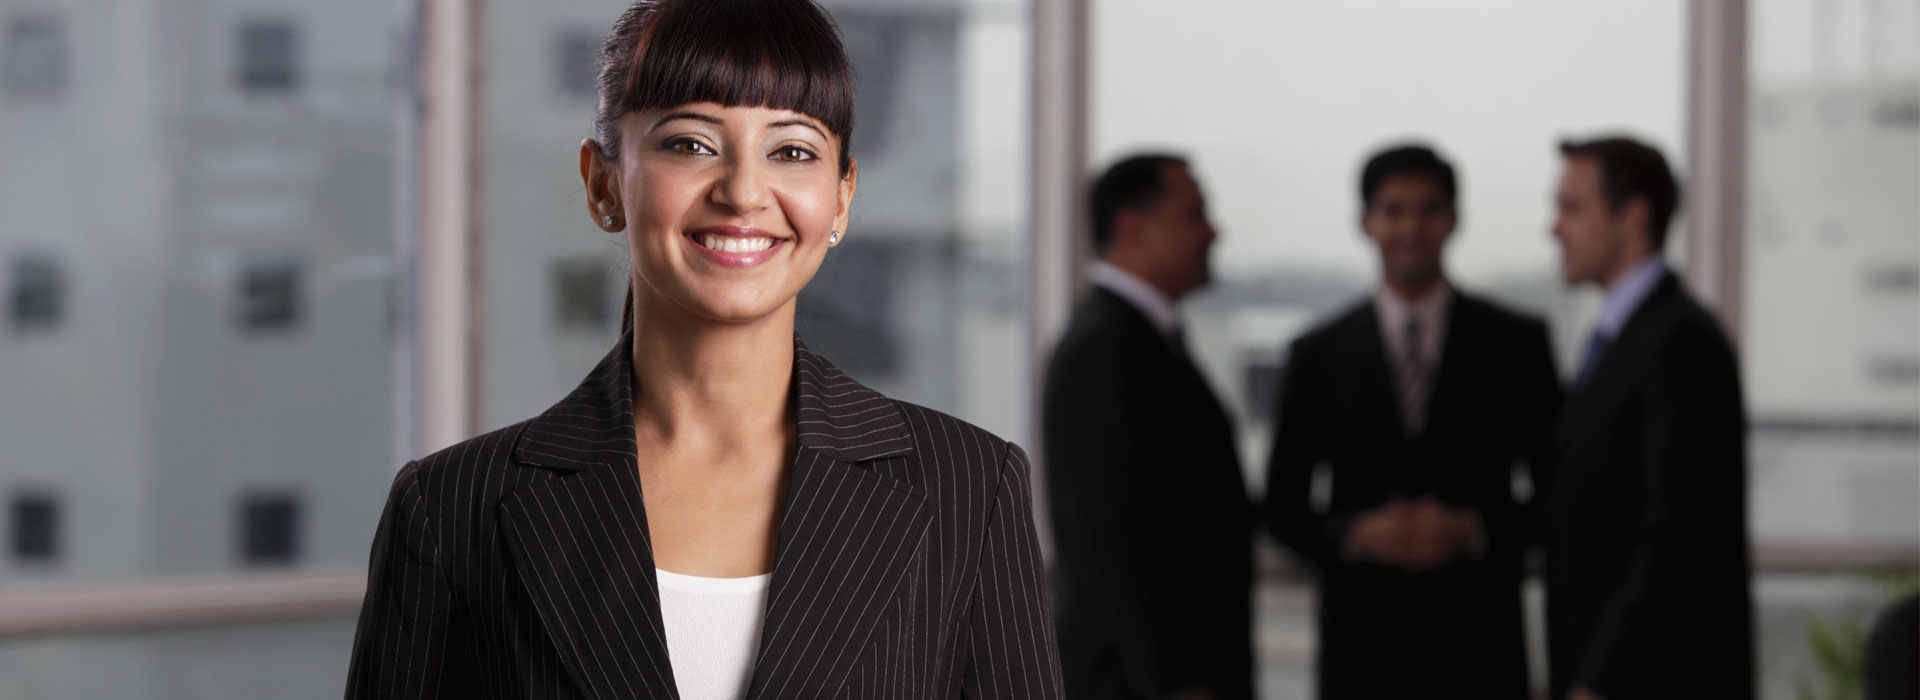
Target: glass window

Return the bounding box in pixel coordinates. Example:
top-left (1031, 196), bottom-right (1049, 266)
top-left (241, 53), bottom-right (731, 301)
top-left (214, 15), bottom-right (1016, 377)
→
top-left (1745, 0), bottom-right (1920, 693)
top-left (1091, 1), bottom-right (1685, 695)
top-left (2, 12), bottom-right (65, 100)
top-left (0, 0), bottom-right (403, 586)
top-left (237, 19), bottom-right (300, 95)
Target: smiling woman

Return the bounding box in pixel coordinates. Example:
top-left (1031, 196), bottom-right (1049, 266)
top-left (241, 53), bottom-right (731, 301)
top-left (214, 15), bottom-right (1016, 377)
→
top-left (343, 1), bottom-right (1063, 699)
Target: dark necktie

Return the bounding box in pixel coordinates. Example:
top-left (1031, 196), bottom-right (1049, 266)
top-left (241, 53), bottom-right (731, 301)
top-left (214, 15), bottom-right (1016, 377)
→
top-left (1577, 328), bottom-right (1612, 385)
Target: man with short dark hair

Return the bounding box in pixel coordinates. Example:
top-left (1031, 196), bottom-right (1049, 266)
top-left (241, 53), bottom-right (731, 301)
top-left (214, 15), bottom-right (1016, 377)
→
top-left (1046, 154), bottom-right (1252, 700)
top-left (1265, 143), bottom-right (1562, 699)
top-left (1545, 136), bottom-right (1754, 700)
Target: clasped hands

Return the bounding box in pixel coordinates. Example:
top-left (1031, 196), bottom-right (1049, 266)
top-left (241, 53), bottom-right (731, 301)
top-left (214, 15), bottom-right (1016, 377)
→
top-left (1344, 495), bottom-right (1483, 572)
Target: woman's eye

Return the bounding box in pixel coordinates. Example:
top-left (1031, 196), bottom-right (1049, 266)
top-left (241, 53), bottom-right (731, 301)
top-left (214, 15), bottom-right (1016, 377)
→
top-left (773, 145), bottom-right (816, 162)
top-left (666, 138), bottom-right (715, 156)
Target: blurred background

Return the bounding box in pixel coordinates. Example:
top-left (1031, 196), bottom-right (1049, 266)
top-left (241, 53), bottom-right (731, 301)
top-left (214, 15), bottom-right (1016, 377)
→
top-left (0, 0), bottom-right (1912, 698)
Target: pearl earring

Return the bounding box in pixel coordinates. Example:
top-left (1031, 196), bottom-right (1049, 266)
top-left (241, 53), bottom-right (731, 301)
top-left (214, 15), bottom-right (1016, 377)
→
top-left (828, 230), bottom-right (841, 245)
top-left (602, 215), bottom-right (615, 227)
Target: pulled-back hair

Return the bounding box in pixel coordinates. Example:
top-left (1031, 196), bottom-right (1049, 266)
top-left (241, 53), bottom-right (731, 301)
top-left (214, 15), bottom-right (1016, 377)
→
top-left (594, 0), bottom-right (857, 175)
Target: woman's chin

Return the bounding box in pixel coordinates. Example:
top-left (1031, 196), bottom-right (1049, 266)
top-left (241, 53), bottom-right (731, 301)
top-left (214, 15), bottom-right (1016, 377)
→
top-left (673, 290), bottom-right (793, 326)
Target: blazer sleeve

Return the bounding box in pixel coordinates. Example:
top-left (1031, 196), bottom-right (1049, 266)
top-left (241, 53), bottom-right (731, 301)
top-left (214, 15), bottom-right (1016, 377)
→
top-left (1577, 322), bottom-right (1748, 696)
top-left (345, 462), bottom-right (454, 700)
top-left (961, 443), bottom-right (1066, 699)
top-left (1264, 338), bottom-right (1346, 565)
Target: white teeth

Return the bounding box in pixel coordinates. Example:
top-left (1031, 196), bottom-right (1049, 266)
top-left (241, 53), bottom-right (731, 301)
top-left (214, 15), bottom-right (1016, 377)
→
top-left (697, 235), bottom-right (774, 253)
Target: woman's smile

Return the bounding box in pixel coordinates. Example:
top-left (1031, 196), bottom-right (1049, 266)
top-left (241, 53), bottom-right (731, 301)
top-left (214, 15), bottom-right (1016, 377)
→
top-left (684, 225), bottom-right (789, 268)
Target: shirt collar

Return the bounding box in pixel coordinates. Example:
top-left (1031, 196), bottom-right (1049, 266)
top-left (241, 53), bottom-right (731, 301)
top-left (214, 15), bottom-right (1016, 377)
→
top-left (1375, 280), bottom-right (1454, 335)
top-left (1088, 260), bottom-right (1181, 337)
top-left (1596, 256), bottom-right (1668, 338)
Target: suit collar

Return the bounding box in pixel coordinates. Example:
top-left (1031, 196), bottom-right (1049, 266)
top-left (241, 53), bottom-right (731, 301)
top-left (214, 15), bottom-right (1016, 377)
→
top-left (512, 329), bottom-right (915, 472)
top-left (1350, 292), bottom-right (1483, 440)
top-left (500, 329), bottom-right (928, 700)
top-left (1559, 273), bottom-right (1684, 443)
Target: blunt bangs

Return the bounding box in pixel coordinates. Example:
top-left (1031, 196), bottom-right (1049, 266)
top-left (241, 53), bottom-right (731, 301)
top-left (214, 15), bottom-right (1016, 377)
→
top-left (606, 0), bottom-right (855, 172)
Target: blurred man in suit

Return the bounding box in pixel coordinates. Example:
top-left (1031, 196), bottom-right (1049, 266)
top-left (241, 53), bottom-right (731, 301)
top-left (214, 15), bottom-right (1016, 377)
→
top-left (1045, 154), bottom-right (1252, 700)
top-left (1264, 144), bottom-right (1562, 699)
top-left (1545, 136), bottom-right (1753, 700)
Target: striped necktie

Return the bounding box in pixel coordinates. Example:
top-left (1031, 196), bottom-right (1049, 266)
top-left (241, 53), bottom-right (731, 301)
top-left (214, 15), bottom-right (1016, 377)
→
top-left (1396, 317), bottom-right (1430, 435)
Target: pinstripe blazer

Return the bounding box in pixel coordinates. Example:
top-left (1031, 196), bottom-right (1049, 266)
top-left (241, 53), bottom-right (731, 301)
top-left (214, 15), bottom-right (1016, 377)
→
top-left (345, 331), bottom-right (1064, 700)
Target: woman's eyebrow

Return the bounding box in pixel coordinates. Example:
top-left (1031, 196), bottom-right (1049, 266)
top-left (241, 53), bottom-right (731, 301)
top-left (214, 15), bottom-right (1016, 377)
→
top-left (769, 119), bottom-right (827, 139)
top-left (652, 111), bottom-right (723, 130)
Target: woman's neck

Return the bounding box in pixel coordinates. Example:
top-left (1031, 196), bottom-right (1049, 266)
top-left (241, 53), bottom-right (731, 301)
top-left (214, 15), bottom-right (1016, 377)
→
top-left (628, 301), bottom-right (797, 458)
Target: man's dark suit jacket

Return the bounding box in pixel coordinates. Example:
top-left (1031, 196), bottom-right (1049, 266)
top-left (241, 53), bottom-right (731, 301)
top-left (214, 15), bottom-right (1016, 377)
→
top-left (1043, 287), bottom-right (1253, 700)
top-left (1264, 291), bottom-right (1562, 699)
top-left (346, 331), bottom-right (1065, 699)
top-left (1545, 271), bottom-right (1754, 700)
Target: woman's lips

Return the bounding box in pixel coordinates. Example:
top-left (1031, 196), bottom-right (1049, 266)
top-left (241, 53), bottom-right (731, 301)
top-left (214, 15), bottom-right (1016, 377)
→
top-left (685, 227), bottom-right (787, 268)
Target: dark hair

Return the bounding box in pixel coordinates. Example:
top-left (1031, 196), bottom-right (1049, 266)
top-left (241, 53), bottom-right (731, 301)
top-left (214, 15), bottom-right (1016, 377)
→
top-left (1559, 136), bottom-right (1681, 249)
top-left (1089, 154), bottom-right (1187, 252)
top-left (595, 0), bottom-right (857, 176)
top-left (1360, 144), bottom-right (1458, 211)
top-left (599, 0), bottom-right (857, 333)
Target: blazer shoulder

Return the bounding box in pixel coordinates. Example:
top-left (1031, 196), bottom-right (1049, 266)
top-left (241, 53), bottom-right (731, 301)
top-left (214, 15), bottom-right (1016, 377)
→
top-left (1456, 291), bottom-right (1547, 330)
top-left (396, 418), bottom-right (538, 512)
top-left (1454, 292), bottom-right (1554, 348)
top-left (889, 399), bottom-right (1026, 484)
top-left (1634, 281), bottom-right (1737, 359)
top-left (1290, 298), bottom-right (1372, 356)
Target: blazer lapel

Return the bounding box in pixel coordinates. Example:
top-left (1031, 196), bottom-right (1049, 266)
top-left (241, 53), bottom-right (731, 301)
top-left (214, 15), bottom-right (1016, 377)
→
top-left (744, 342), bottom-right (930, 700)
top-left (1419, 294), bottom-right (1475, 439)
top-left (495, 333), bottom-right (930, 700)
top-left (499, 333), bottom-right (680, 700)
top-left (1557, 274), bottom-right (1680, 454)
top-left (1354, 302), bottom-right (1410, 439)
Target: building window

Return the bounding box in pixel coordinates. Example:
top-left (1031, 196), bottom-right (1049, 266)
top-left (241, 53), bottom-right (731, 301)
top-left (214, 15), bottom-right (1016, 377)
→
top-left (554, 29), bottom-right (599, 99)
top-left (11, 492), bottom-right (59, 562)
top-left (240, 492), bottom-right (300, 565)
top-left (552, 257), bottom-right (612, 330)
top-left (236, 254), bottom-right (302, 331)
top-left (236, 19), bottom-right (299, 94)
top-left (2, 13), bottom-right (66, 100)
top-left (1865, 264), bottom-right (1920, 294)
top-left (10, 253), bottom-right (63, 331)
top-left (1866, 356), bottom-right (1920, 386)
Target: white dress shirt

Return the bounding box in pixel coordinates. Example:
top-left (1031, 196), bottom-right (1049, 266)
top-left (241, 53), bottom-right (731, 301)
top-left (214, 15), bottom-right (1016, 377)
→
top-left (1089, 260), bottom-right (1182, 339)
top-left (1595, 256), bottom-right (1669, 338)
top-left (1375, 281), bottom-right (1454, 369)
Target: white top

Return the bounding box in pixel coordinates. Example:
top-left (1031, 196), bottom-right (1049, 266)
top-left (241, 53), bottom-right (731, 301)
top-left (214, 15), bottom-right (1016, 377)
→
top-left (1089, 260), bottom-right (1182, 338)
top-left (1374, 281), bottom-right (1454, 366)
top-left (655, 568), bottom-right (772, 700)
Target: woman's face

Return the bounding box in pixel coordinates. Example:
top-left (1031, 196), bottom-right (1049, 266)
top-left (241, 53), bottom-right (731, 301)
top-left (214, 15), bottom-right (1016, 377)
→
top-left (583, 101), bottom-right (855, 326)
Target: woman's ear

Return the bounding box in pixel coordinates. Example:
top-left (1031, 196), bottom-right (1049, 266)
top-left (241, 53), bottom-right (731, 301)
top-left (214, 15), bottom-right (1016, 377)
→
top-left (580, 139), bottom-right (622, 231)
top-left (832, 158), bottom-right (859, 242)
